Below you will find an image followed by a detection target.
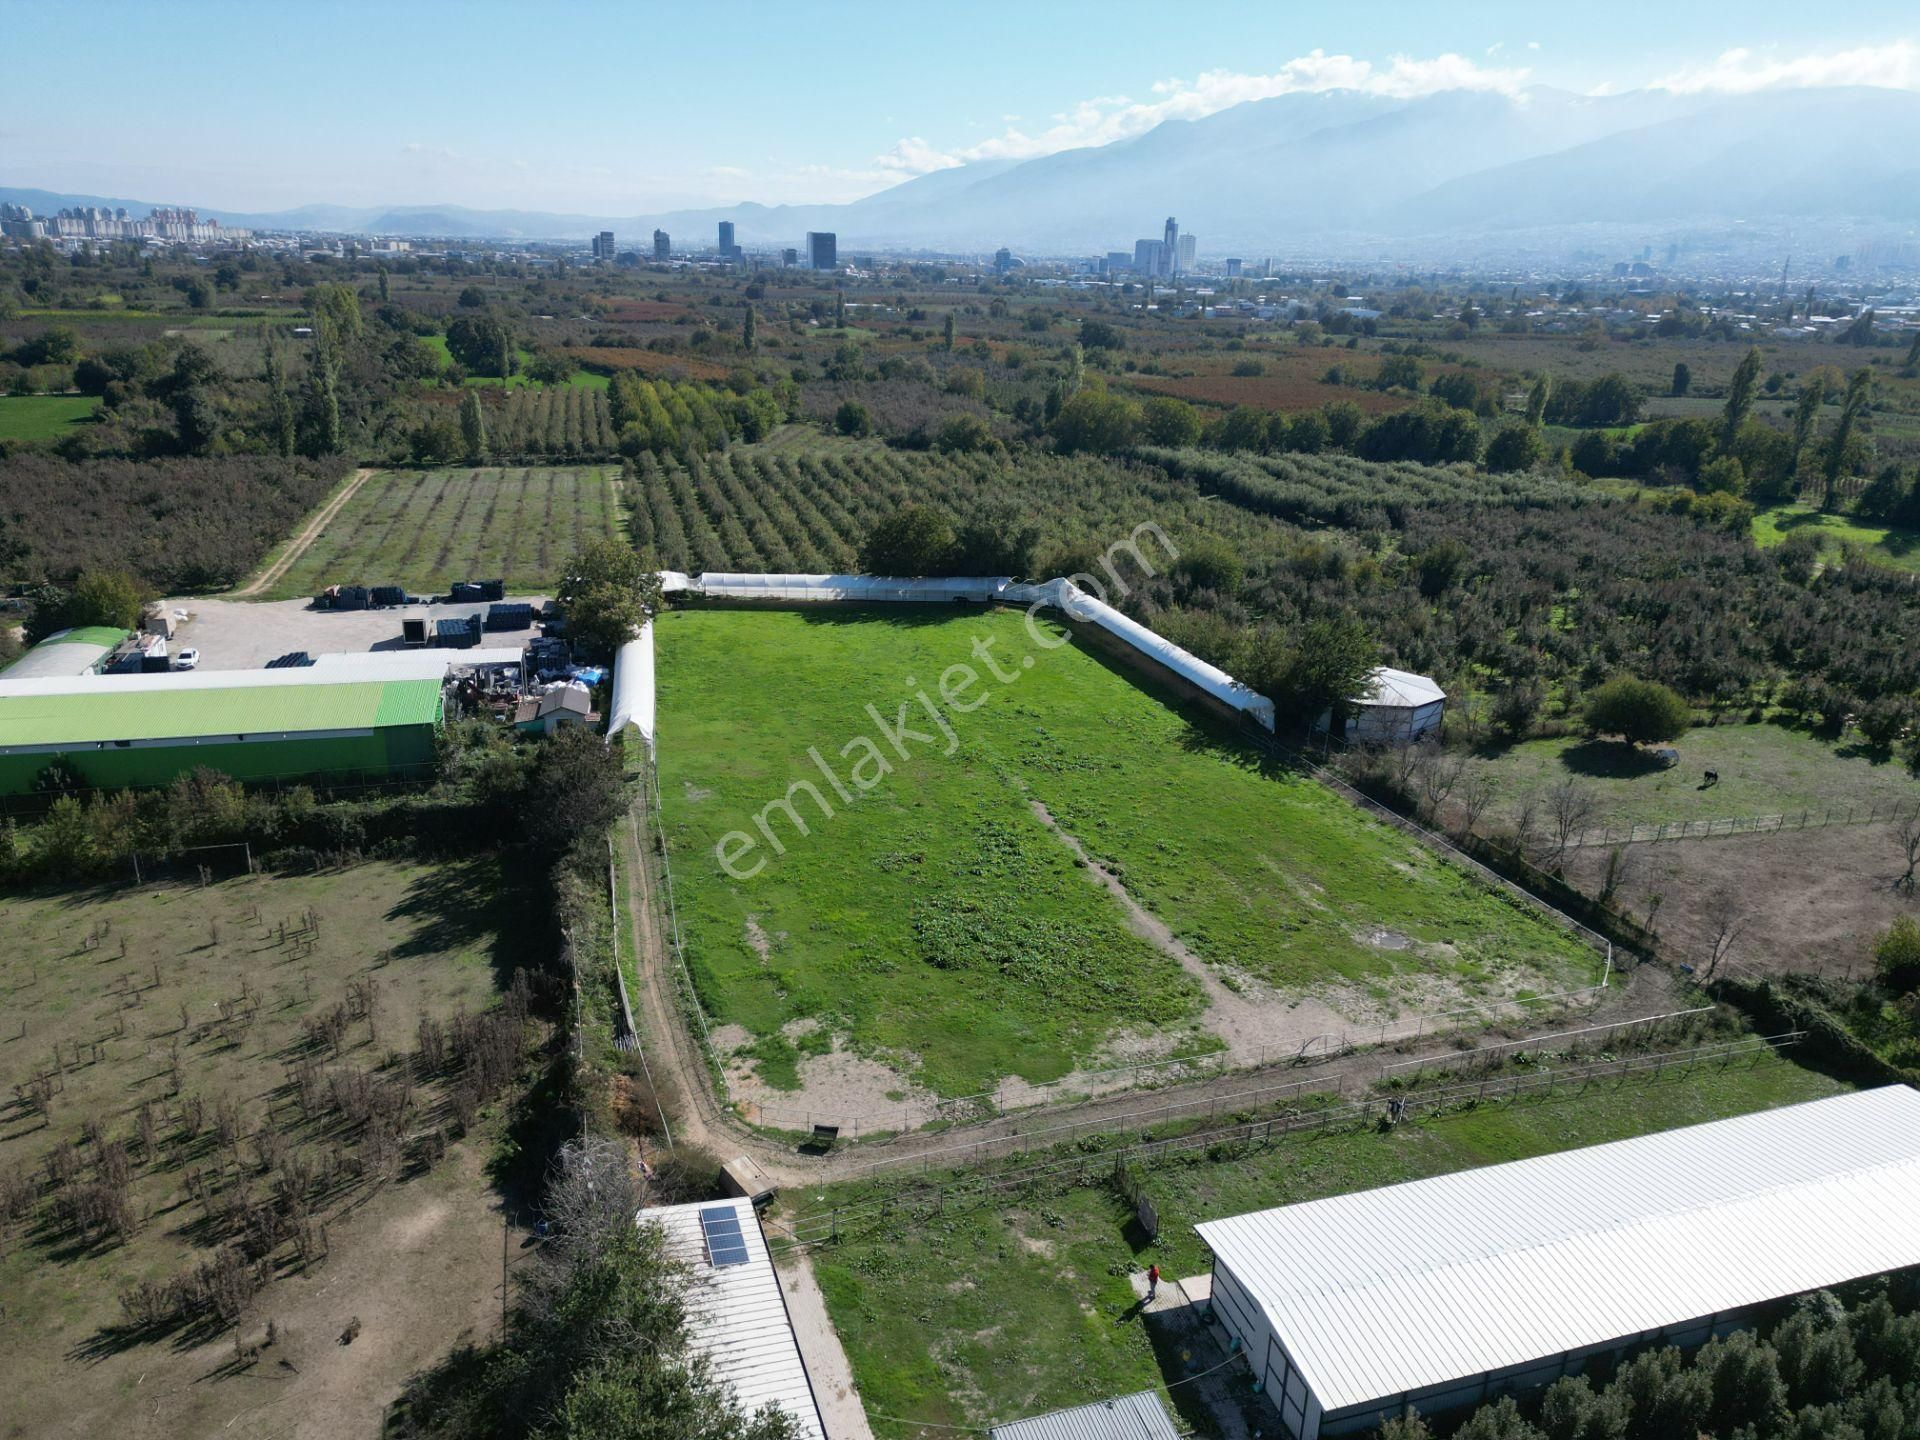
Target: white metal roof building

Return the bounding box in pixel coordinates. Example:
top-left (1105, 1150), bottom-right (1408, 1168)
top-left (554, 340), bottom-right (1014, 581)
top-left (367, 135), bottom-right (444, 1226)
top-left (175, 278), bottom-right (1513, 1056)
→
top-left (989, 1390), bottom-right (1180, 1440)
top-left (1320, 666), bottom-right (1446, 746)
top-left (640, 1197), bottom-right (826, 1440)
top-left (1196, 1087), bottom-right (1920, 1440)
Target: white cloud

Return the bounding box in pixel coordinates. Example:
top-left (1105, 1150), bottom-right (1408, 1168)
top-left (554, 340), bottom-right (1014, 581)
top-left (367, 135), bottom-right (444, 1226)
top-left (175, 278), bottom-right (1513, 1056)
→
top-left (866, 50), bottom-right (1531, 178)
top-left (1653, 40), bottom-right (1920, 94)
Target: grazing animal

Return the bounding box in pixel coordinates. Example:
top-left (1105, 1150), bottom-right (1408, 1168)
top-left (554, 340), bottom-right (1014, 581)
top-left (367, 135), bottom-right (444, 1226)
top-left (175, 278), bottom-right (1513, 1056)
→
top-left (1703, 769), bottom-right (1720, 787)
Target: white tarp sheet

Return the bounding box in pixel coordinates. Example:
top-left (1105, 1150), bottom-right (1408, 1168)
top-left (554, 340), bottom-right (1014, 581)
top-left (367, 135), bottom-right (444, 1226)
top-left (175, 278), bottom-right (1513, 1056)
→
top-left (606, 620), bottom-right (655, 751)
top-left (688, 572), bottom-right (1009, 603)
top-left (1009, 578), bottom-right (1276, 731)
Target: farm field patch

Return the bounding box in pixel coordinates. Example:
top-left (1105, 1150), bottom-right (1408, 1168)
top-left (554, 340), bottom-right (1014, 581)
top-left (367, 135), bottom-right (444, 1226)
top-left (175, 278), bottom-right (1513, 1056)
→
top-left (1751, 501), bottom-right (1920, 574)
top-left (807, 1051), bottom-right (1844, 1433)
top-left (0, 858), bottom-right (533, 1440)
top-left (1476, 722), bottom-right (1920, 834)
top-left (0, 393), bottom-right (100, 441)
top-left (260, 464), bottom-right (623, 599)
top-left (654, 608), bottom-right (1594, 1098)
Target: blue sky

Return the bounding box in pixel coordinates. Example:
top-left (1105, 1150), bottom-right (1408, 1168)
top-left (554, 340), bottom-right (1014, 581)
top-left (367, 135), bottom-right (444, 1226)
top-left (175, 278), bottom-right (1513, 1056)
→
top-left (5, 0), bottom-right (1919, 214)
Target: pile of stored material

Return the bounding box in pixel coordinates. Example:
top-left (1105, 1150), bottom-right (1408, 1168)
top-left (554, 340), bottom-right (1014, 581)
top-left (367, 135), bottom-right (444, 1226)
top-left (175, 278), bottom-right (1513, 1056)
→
top-left (449, 579), bottom-right (506, 604)
top-left (432, 616), bottom-right (482, 650)
top-left (265, 652), bottom-right (317, 669)
top-left (484, 602), bottom-right (533, 632)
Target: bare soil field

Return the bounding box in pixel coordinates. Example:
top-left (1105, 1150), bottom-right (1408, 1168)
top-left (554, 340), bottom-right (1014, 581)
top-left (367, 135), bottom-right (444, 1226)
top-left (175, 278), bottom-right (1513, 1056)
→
top-left (1561, 821), bottom-right (1920, 980)
top-left (0, 859), bottom-right (535, 1440)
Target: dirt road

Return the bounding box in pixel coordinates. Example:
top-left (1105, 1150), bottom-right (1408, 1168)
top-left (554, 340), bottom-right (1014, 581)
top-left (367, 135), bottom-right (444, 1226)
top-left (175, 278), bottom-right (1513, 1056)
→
top-left (231, 467), bottom-right (376, 599)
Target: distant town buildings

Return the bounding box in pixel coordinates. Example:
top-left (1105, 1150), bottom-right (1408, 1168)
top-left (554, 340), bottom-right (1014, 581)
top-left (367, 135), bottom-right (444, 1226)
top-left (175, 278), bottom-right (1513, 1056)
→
top-left (806, 231), bottom-right (836, 270)
top-left (1132, 238), bottom-right (1164, 276)
top-left (717, 220), bottom-right (741, 260)
top-left (993, 247), bottom-right (1012, 274)
top-left (591, 230), bottom-right (616, 261)
top-left (1225, 257), bottom-right (1242, 278)
top-left (0, 203), bottom-right (246, 244)
top-left (1177, 232), bottom-right (1196, 273)
top-left (653, 229), bottom-right (671, 262)
top-left (781, 247), bottom-right (798, 267)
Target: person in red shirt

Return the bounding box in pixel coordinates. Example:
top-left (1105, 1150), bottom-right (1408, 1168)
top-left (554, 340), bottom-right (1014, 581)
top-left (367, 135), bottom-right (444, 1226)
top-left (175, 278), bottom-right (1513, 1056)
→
top-left (1147, 1263), bottom-right (1160, 1300)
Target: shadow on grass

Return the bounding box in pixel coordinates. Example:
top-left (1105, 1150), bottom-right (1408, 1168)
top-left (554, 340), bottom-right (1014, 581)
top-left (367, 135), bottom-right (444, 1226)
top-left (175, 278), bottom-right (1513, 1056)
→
top-left (384, 856), bottom-right (553, 991)
top-left (1556, 739), bottom-right (1669, 780)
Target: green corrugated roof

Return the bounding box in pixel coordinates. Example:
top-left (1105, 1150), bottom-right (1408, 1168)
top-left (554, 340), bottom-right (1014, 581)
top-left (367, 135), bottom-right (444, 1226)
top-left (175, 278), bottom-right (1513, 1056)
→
top-left (45, 627), bottom-right (133, 647)
top-left (0, 679), bottom-right (442, 748)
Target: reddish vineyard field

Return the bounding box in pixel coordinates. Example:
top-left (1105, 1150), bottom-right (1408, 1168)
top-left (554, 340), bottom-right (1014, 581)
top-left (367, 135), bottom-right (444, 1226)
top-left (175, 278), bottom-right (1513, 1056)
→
top-left (563, 345), bottom-right (733, 381)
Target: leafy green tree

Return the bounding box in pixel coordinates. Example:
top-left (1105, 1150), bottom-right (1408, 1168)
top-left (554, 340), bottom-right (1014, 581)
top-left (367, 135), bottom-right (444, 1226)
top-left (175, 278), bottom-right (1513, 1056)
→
top-left (943, 311), bottom-right (957, 351)
top-left (1050, 388), bottom-right (1140, 456)
top-left (556, 539), bottom-right (662, 663)
top-left (742, 304), bottom-right (756, 353)
top-left (1699, 1328), bottom-right (1788, 1435)
top-left (1583, 676), bottom-right (1690, 746)
top-left (932, 413), bottom-right (995, 454)
top-left (1139, 395), bottom-right (1201, 447)
top-left (1486, 425), bottom-right (1545, 473)
top-left (1698, 455), bottom-right (1746, 495)
top-left (1671, 362), bottom-right (1691, 397)
top-left (1210, 405), bottom-right (1269, 453)
top-left (1375, 353), bottom-right (1424, 391)
top-left (833, 289), bottom-right (845, 329)
top-left (1822, 369), bottom-right (1872, 511)
top-left (1454, 1396), bottom-right (1543, 1440)
top-left (1077, 318), bottom-right (1122, 351)
top-left (377, 266), bottom-right (391, 304)
top-left (1722, 346), bottom-right (1763, 449)
top-left (1875, 915), bottom-right (1920, 991)
top-left (1790, 378), bottom-right (1825, 479)
top-left (460, 390), bottom-right (488, 461)
top-left (1243, 615), bottom-right (1379, 729)
top-left (1527, 373), bottom-right (1553, 426)
top-left (1774, 1301), bottom-right (1864, 1409)
top-left (1539, 1376), bottom-right (1628, 1440)
top-left (833, 399), bottom-right (872, 437)
top-left (950, 504), bottom-right (1040, 576)
top-left (263, 342), bottom-right (296, 457)
top-left (1616, 1347), bottom-right (1711, 1440)
top-left (859, 503), bottom-right (955, 575)
top-left (446, 313), bottom-right (515, 378)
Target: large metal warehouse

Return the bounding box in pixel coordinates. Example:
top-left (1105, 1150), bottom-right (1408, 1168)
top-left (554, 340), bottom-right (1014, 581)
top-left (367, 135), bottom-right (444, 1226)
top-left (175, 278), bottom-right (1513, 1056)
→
top-left (0, 675), bottom-right (443, 793)
top-left (1196, 1086), bottom-right (1920, 1440)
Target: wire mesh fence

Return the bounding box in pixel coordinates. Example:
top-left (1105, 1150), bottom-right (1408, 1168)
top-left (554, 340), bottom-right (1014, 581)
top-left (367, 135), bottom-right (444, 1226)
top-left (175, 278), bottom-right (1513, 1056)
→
top-left (765, 1029), bottom-right (1806, 1251)
top-left (1568, 800), bottom-right (1920, 850)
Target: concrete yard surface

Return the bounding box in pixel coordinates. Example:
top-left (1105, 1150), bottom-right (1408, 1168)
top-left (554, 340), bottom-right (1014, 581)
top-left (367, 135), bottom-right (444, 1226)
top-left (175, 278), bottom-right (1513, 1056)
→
top-left (777, 1249), bottom-right (875, 1440)
top-left (156, 594), bottom-right (550, 671)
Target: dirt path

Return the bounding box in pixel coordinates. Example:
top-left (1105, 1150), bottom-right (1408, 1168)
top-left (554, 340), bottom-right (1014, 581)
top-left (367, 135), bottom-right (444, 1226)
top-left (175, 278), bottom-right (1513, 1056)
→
top-left (616, 797), bottom-right (1648, 1190)
top-left (231, 467), bottom-right (376, 599)
top-left (775, 1250), bottom-right (874, 1440)
top-left (1028, 798), bottom-right (1358, 1066)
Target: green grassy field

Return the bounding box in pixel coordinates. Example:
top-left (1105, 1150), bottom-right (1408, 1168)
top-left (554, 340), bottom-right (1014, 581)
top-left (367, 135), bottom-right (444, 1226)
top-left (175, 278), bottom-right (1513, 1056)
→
top-left (0, 393), bottom-right (100, 441)
top-left (260, 464), bottom-right (624, 599)
top-left (806, 1051), bottom-right (1846, 1433)
top-left (1476, 721), bottom-right (1920, 831)
top-left (655, 608), bottom-right (1594, 1096)
top-left (1751, 502), bottom-right (1920, 574)
top-left (420, 334), bottom-right (606, 389)
top-left (0, 858), bottom-right (531, 1438)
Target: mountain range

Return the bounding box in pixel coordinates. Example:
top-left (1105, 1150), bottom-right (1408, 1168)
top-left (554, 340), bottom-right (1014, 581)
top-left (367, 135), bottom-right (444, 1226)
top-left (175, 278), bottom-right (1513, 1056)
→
top-left (9, 83), bottom-right (1920, 260)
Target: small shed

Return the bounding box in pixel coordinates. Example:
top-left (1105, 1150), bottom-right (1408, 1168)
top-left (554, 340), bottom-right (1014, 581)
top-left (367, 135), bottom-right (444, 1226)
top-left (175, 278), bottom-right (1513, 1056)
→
top-left (513, 682), bottom-right (593, 735)
top-left (989, 1391), bottom-right (1180, 1440)
top-left (1321, 666), bottom-right (1446, 746)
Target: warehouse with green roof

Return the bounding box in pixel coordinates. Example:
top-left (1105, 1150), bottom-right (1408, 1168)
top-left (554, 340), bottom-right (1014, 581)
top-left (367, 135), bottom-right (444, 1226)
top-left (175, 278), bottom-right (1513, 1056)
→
top-left (0, 675), bottom-right (444, 793)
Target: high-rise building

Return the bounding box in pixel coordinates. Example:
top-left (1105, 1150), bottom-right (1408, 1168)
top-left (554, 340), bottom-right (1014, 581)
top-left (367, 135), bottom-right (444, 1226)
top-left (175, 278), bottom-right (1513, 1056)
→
top-left (716, 220), bottom-right (743, 260)
top-left (1133, 238), bottom-right (1164, 275)
top-left (1224, 257), bottom-right (1242, 278)
top-left (592, 231), bottom-right (615, 261)
top-left (1163, 217), bottom-right (1179, 276)
top-left (1104, 251), bottom-right (1132, 274)
top-left (806, 232), bottom-right (837, 270)
top-left (781, 247), bottom-right (798, 267)
top-left (653, 229), bottom-right (671, 262)
top-left (1177, 233), bottom-right (1196, 273)
top-left (993, 247), bottom-right (1012, 274)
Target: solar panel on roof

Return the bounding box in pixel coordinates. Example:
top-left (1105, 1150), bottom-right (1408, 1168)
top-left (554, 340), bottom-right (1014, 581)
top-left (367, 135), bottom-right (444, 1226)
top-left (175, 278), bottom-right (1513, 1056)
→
top-left (699, 1205), bottom-right (750, 1267)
